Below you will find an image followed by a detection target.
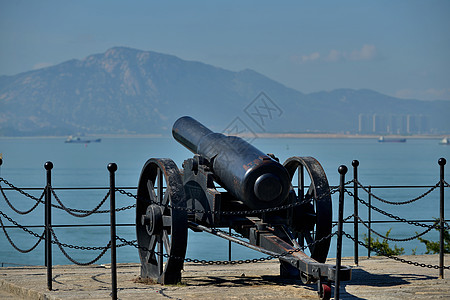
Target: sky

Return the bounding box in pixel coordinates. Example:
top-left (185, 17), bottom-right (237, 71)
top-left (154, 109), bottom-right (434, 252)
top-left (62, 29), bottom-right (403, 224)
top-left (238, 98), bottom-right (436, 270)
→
top-left (1, 0), bottom-right (449, 100)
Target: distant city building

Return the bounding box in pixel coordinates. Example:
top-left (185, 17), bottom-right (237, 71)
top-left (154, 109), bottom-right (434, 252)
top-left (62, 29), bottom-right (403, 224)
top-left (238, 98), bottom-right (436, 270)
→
top-left (358, 113), bottom-right (430, 134)
top-left (358, 114), bottom-right (371, 134)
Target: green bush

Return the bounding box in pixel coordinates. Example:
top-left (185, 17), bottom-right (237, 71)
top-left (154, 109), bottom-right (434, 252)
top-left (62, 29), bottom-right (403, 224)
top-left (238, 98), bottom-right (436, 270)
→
top-left (363, 228), bottom-right (405, 256)
top-left (417, 220), bottom-right (450, 254)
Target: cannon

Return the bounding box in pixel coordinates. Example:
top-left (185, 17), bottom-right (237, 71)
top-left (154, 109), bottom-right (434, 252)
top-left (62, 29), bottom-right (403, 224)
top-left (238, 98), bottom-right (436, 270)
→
top-left (136, 116), bottom-right (351, 299)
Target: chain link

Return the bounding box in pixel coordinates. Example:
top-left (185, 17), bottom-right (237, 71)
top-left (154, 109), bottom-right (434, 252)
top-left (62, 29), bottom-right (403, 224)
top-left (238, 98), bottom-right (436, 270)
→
top-left (355, 180), bottom-right (440, 205)
top-left (1, 187), bottom-right (43, 215)
top-left (116, 187), bottom-right (339, 216)
top-left (346, 189), bottom-right (436, 229)
top-left (0, 214), bottom-right (45, 253)
top-left (117, 230), bottom-right (337, 266)
top-left (343, 231), bottom-right (450, 270)
top-left (51, 188), bottom-right (110, 217)
top-left (51, 228), bottom-right (111, 266)
top-left (0, 179), bottom-right (45, 214)
top-left (357, 216), bottom-right (438, 242)
top-left (0, 209), bottom-right (44, 239)
top-left (0, 178), bottom-right (44, 202)
top-left (0, 177), bottom-right (135, 214)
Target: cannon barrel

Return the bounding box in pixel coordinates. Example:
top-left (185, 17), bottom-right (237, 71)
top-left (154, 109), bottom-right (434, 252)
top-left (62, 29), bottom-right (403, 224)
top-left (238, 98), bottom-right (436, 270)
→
top-left (172, 116), bottom-right (290, 209)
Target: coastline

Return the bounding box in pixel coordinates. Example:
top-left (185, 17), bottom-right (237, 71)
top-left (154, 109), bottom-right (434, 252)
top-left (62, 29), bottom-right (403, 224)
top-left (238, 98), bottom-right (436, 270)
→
top-left (0, 133), bottom-right (447, 139)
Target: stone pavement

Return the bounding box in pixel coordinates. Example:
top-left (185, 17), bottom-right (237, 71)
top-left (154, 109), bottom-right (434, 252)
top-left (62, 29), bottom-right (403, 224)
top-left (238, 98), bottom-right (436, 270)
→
top-left (0, 255), bottom-right (449, 299)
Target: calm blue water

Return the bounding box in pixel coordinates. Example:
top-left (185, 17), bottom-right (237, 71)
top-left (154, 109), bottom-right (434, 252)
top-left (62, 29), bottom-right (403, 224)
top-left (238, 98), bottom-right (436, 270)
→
top-left (0, 137), bottom-right (449, 266)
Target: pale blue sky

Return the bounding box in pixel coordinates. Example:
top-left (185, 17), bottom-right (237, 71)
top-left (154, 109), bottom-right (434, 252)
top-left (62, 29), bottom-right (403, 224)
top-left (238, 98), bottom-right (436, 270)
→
top-left (1, 0), bottom-right (449, 100)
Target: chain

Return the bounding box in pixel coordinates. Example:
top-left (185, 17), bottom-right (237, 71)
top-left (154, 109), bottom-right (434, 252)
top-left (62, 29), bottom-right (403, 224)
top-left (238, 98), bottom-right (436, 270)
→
top-left (50, 230), bottom-right (111, 251)
top-left (0, 208), bottom-right (129, 254)
top-left (220, 189), bottom-right (336, 215)
top-left (340, 214), bottom-right (356, 225)
top-left (0, 209), bottom-right (44, 239)
top-left (50, 188), bottom-right (134, 214)
top-left (346, 189), bottom-right (436, 229)
top-left (357, 216), bottom-right (438, 242)
top-left (117, 230), bottom-right (337, 266)
top-left (355, 180), bottom-right (440, 205)
top-left (445, 221), bottom-right (450, 230)
top-left (0, 178), bottom-right (44, 202)
top-left (116, 187), bottom-right (338, 216)
top-left (1, 187), bottom-right (43, 215)
top-left (51, 228), bottom-right (111, 266)
top-left (0, 178), bottom-right (135, 214)
top-left (0, 214), bottom-right (45, 253)
top-left (343, 231), bottom-right (450, 270)
top-left (52, 188), bottom-right (135, 214)
top-left (51, 188), bottom-right (135, 215)
top-left (0, 179), bottom-right (45, 214)
top-left (51, 188), bottom-right (111, 217)
top-left (49, 187), bottom-right (109, 218)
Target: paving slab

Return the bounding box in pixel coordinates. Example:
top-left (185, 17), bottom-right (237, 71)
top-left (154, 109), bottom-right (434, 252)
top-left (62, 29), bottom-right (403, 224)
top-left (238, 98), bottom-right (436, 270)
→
top-left (0, 255), bottom-right (449, 299)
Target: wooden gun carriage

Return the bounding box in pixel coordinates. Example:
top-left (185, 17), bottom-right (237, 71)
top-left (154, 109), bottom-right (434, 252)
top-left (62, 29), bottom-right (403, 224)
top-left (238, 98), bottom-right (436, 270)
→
top-left (136, 116), bottom-right (351, 299)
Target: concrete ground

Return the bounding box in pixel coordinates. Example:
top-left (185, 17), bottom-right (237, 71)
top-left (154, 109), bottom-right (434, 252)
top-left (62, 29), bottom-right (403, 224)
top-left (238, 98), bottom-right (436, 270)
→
top-left (0, 255), bottom-right (449, 299)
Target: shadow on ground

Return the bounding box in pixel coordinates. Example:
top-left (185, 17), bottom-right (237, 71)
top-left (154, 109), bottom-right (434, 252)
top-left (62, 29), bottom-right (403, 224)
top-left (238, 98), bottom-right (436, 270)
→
top-left (337, 268), bottom-right (437, 299)
top-left (347, 268), bottom-right (435, 287)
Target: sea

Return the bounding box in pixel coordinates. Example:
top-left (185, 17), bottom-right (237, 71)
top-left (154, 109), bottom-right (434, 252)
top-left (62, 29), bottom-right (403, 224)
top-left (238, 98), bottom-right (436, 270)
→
top-left (0, 136), bottom-right (449, 267)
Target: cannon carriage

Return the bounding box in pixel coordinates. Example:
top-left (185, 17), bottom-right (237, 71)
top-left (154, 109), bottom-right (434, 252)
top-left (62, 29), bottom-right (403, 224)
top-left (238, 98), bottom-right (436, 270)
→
top-left (136, 116), bottom-right (350, 299)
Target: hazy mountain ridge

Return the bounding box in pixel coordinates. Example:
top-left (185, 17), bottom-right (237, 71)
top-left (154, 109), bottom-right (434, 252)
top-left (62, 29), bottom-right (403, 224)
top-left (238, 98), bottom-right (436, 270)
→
top-left (0, 47), bottom-right (448, 136)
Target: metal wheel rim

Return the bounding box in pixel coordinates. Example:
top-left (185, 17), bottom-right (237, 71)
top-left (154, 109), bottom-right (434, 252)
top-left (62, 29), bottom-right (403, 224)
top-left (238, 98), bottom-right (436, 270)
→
top-left (283, 156), bottom-right (332, 263)
top-left (136, 158), bottom-right (188, 284)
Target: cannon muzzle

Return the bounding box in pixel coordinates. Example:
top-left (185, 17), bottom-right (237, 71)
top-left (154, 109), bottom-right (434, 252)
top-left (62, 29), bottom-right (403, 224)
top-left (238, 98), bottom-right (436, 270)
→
top-left (172, 116), bottom-right (290, 209)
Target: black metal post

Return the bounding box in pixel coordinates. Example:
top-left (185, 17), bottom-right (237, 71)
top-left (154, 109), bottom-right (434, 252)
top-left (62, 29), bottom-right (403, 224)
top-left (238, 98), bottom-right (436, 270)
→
top-left (108, 163), bottom-right (118, 300)
top-left (44, 161), bottom-right (53, 291)
top-left (229, 227), bottom-right (232, 261)
top-left (368, 186), bottom-right (372, 258)
top-left (335, 165), bottom-right (347, 300)
top-left (352, 160), bottom-right (359, 265)
top-left (438, 158), bottom-right (446, 279)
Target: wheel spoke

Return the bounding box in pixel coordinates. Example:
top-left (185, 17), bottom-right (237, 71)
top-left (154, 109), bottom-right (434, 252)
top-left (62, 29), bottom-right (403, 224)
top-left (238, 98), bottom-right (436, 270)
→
top-left (162, 189), bottom-right (170, 206)
top-left (304, 231), bottom-right (315, 250)
top-left (162, 230), bottom-right (171, 254)
top-left (298, 165), bottom-right (304, 202)
top-left (144, 235), bottom-right (157, 263)
top-left (147, 180), bottom-right (157, 203)
top-left (157, 168), bottom-right (163, 205)
top-left (305, 183), bottom-right (314, 201)
top-left (158, 235), bottom-right (164, 275)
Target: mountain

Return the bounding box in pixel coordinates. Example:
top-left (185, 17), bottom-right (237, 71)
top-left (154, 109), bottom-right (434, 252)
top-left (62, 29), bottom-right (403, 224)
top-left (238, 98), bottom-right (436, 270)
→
top-left (0, 47), bottom-right (449, 136)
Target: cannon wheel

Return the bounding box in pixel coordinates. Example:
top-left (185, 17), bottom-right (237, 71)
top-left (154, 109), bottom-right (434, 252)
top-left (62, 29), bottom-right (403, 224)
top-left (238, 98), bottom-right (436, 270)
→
top-left (283, 156), bottom-right (332, 263)
top-left (136, 158), bottom-right (188, 284)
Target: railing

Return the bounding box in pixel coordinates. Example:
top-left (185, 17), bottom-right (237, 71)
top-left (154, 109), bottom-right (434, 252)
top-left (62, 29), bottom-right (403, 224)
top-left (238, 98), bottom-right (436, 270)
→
top-left (0, 158), bottom-right (448, 300)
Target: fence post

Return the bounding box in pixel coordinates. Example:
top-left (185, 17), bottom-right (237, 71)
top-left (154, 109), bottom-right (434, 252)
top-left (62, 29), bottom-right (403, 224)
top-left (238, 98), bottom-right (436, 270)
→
top-left (108, 163), bottom-right (118, 300)
top-left (368, 186), bottom-right (372, 258)
top-left (352, 160), bottom-right (359, 265)
top-left (335, 165), bottom-right (347, 300)
top-left (44, 161), bottom-right (53, 291)
top-left (229, 227), bottom-right (232, 261)
top-left (438, 158), bottom-right (446, 279)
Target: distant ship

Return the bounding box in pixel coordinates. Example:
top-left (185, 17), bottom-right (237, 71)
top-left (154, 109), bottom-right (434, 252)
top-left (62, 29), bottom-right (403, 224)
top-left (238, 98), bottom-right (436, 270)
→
top-left (65, 136), bottom-right (101, 143)
top-left (439, 137), bottom-right (450, 145)
top-left (378, 136), bottom-right (406, 143)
